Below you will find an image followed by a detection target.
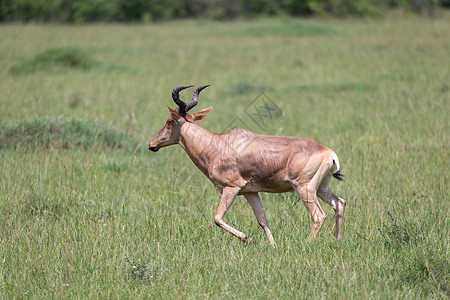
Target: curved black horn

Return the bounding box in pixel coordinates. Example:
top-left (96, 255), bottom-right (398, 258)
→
top-left (186, 85), bottom-right (210, 112)
top-left (172, 85), bottom-right (194, 113)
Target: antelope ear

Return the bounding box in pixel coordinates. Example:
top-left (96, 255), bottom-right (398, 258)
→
top-left (193, 107), bottom-right (212, 121)
top-left (168, 106), bottom-right (182, 122)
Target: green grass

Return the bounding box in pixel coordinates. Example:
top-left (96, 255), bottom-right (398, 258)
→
top-left (0, 15), bottom-right (449, 298)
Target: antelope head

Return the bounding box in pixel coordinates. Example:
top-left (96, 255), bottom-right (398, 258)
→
top-left (149, 85), bottom-right (212, 152)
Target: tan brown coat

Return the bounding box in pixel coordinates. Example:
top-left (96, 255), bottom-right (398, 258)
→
top-left (149, 86), bottom-right (346, 246)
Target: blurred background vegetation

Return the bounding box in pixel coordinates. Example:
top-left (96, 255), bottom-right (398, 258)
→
top-left (1, 0), bottom-right (449, 23)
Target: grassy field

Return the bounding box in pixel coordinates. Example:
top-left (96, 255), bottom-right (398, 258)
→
top-left (0, 15), bottom-right (449, 298)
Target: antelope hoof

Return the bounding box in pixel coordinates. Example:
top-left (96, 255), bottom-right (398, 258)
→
top-left (240, 234), bottom-right (249, 243)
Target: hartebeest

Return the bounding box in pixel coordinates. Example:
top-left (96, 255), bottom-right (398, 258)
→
top-left (149, 85), bottom-right (346, 246)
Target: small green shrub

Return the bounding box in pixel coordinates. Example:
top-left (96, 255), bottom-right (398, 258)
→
top-left (0, 116), bottom-right (141, 152)
top-left (229, 81), bottom-right (265, 95)
top-left (377, 209), bottom-right (424, 247)
top-left (126, 256), bottom-right (164, 282)
top-left (244, 21), bottom-right (336, 37)
top-left (10, 47), bottom-right (100, 74)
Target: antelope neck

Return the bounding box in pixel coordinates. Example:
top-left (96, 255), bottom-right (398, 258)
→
top-left (178, 122), bottom-right (217, 174)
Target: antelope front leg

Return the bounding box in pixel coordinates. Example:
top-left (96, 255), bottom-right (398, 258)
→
top-left (213, 187), bottom-right (248, 242)
top-left (244, 193), bottom-right (277, 247)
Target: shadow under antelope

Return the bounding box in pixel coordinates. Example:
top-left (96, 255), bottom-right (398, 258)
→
top-left (149, 85), bottom-right (346, 247)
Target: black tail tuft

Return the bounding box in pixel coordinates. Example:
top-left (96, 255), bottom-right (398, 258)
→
top-left (333, 170), bottom-right (344, 181)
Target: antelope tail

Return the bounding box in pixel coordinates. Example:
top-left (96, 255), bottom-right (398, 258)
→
top-left (333, 170), bottom-right (344, 181)
top-left (331, 152), bottom-right (344, 181)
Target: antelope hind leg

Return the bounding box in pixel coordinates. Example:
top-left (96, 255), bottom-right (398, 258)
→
top-left (293, 184), bottom-right (327, 240)
top-left (317, 184), bottom-right (346, 239)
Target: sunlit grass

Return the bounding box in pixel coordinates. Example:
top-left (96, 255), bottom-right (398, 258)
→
top-left (0, 15), bottom-right (449, 298)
